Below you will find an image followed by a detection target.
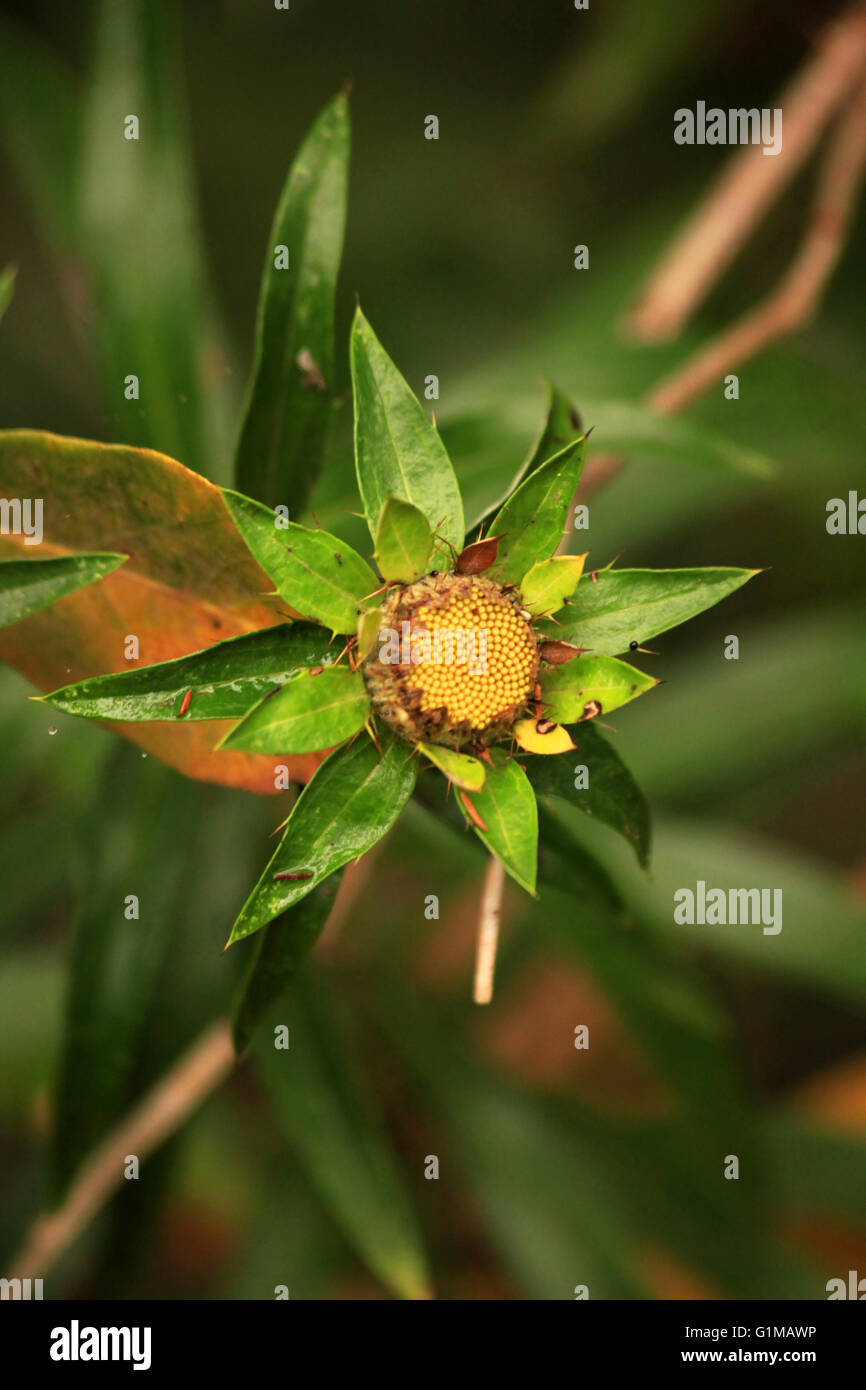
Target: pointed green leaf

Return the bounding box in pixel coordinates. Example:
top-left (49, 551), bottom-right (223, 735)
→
top-left (356, 606), bottom-right (382, 660)
top-left (254, 974), bottom-right (431, 1300)
top-left (527, 721), bottom-right (651, 866)
top-left (540, 655), bottom-right (657, 723)
top-left (418, 741), bottom-right (486, 791)
top-left (78, 0), bottom-right (232, 478)
top-left (541, 566), bottom-right (760, 655)
top-left (228, 733), bottom-right (416, 943)
top-left (520, 553), bottom-right (586, 616)
top-left (0, 263), bottom-right (15, 321)
top-left (235, 93), bottom-right (350, 510)
top-left (487, 434), bottom-right (587, 585)
top-left (223, 488), bottom-right (377, 634)
top-left (232, 872), bottom-right (343, 1054)
top-left (351, 307), bottom-right (464, 551)
top-left (457, 747), bottom-right (538, 894)
top-left (375, 496), bottom-right (434, 583)
top-left (41, 621), bottom-right (331, 721)
top-left (0, 553), bottom-right (127, 629)
top-left (467, 382), bottom-right (585, 530)
top-left (222, 667), bottom-right (370, 753)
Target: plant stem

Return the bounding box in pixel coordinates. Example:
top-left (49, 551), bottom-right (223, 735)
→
top-left (7, 1021), bottom-right (235, 1282)
top-left (474, 855), bottom-right (505, 1005)
top-left (627, 3), bottom-right (866, 341)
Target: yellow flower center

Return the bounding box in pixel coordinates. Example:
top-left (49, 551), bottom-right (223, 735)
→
top-left (364, 574), bottom-right (539, 746)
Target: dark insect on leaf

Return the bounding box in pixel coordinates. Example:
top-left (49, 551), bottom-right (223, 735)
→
top-left (578, 699), bottom-right (602, 721)
top-left (456, 535), bottom-right (502, 575)
top-left (539, 639), bottom-right (588, 666)
top-left (273, 870), bottom-right (314, 882)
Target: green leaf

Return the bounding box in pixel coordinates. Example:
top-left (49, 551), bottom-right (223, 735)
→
top-left (232, 873), bottom-right (343, 1054)
top-left (487, 434), bottom-right (587, 585)
top-left (0, 553), bottom-right (126, 630)
top-left (616, 609), bottom-right (866, 804)
top-left (228, 733), bottom-right (416, 944)
top-left (520, 554), bottom-right (585, 616)
top-left (465, 382), bottom-right (585, 530)
top-left (0, 264), bottom-right (15, 321)
top-left (576, 811), bottom-right (866, 1006)
top-left (350, 307), bottom-right (465, 551)
top-left (254, 973), bottom-right (431, 1300)
top-left (221, 667), bottom-right (370, 754)
top-left (50, 755), bottom-right (218, 1194)
top-left (589, 401), bottom-right (775, 478)
top-left (374, 496), bottom-right (434, 583)
top-left (535, 801), bottom-right (624, 909)
top-left (542, 566), bottom-right (760, 655)
top-left (418, 741), bottom-right (486, 791)
top-left (235, 93), bottom-right (350, 510)
top-left (540, 654), bottom-right (657, 722)
top-left (458, 747), bottom-right (538, 894)
top-left (41, 621), bottom-right (331, 721)
top-left (528, 721), bottom-right (651, 866)
top-left (223, 488), bottom-right (377, 634)
top-left (78, 0), bottom-right (232, 479)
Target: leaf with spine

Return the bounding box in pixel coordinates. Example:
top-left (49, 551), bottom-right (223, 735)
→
top-left (222, 488), bottom-right (377, 634)
top-left (418, 742), bottom-right (486, 791)
top-left (465, 382), bottom-right (585, 531)
top-left (540, 655), bottom-right (657, 723)
top-left (457, 747), bottom-right (538, 894)
top-left (232, 872), bottom-right (343, 1054)
top-left (486, 435), bottom-right (587, 586)
top-left (541, 567), bottom-right (760, 655)
top-left (254, 973), bottom-right (432, 1300)
top-left (520, 554), bottom-right (586, 616)
top-left (79, 0), bottom-right (232, 479)
top-left (351, 307), bottom-right (464, 551)
top-left (526, 720), bottom-right (651, 867)
top-left (0, 554), bottom-right (126, 630)
top-left (41, 622), bottom-right (331, 722)
top-left (228, 732), bottom-right (416, 944)
top-left (235, 93), bottom-right (349, 510)
top-left (0, 264), bottom-right (15, 321)
top-left (222, 667), bottom-right (370, 754)
top-left (0, 431), bottom-right (321, 792)
top-left (374, 496), bottom-right (434, 583)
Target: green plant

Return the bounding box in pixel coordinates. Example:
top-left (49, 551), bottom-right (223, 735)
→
top-left (1, 92), bottom-right (757, 1027)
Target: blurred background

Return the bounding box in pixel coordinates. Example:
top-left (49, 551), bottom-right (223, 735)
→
top-left (1, 0), bottom-right (865, 1299)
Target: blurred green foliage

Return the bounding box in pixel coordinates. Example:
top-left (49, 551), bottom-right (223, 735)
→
top-left (1, 0), bottom-right (864, 1300)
